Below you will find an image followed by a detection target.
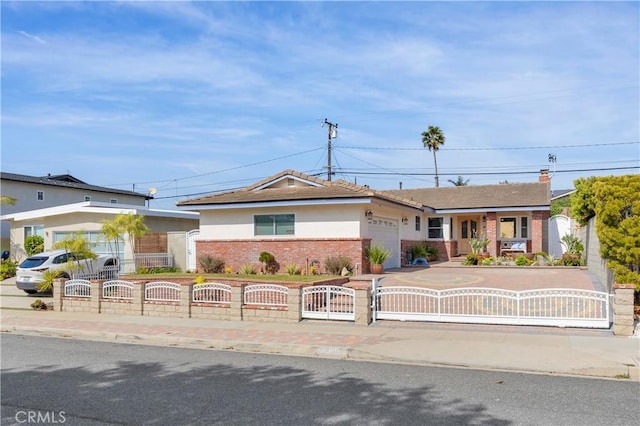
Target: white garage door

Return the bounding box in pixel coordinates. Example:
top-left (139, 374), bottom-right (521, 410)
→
top-left (370, 216), bottom-right (400, 268)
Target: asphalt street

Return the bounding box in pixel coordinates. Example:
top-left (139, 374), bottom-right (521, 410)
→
top-left (2, 335), bottom-right (638, 426)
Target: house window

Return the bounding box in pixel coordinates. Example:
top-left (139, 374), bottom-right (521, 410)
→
top-left (427, 217), bottom-right (443, 239)
top-left (415, 216), bottom-right (421, 231)
top-left (84, 196), bottom-right (91, 202)
top-left (53, 231), bottom-right (124, 261)
top-left (500, 218), bottom-right (517, 238)
top-left (24, 225), bottom-right (44, 240)
top-left (37, 191), bottom-right (44, 201)
top-left (520, 217), bottom-right (528, 239)
top-left (110, 198), bottom-right (118, 204)
top-left (254, 214), bottom-right (295, 236)
top-left (500, 217), bottom-right (529, 239)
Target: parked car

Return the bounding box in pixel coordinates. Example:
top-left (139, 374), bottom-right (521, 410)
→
top-left (16, 249), bottom-right (118, 294)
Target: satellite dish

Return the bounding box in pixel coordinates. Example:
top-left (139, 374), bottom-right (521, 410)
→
top-left (148, 188), bottom-right (157, 196)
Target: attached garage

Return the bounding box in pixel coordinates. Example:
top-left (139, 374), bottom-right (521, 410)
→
top-left (369, 216), bottom-right (400, 268)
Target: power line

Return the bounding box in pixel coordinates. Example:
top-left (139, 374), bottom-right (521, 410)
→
top-left (339, 141), bottom-right (639, 151)
top-left (333, 166), bottom-right (639, 177)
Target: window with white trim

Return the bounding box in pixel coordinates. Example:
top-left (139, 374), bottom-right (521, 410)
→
top-left (53, 230), bottom-right (124, 261)
top-left (427, 217), bottom-right (443, 239)
top-left (37, 191), bottom-right (44, 201)
top-left (415, 216), bottom-right (421, 231)
top-left (254, 214), bottom-right (295, 236)
top-left (24, 225), bottom-right (44, 240)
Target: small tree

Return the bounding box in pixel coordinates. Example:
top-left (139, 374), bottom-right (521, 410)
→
top-left (101, 213), bottom-right (149, 272)
top-left (52, 231), bottom-right (97, 275)
top-left (572, 175), bottom-right (640, 288)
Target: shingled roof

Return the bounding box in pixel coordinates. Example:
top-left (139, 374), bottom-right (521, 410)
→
top-left (387, 182), bottom-right (550, 210)
top-left (177, 170), bottom-right (423, 209)
top-left (1, 172), bottom-right (149, 199)
top-left (178, 170), bottom-right (550, 211)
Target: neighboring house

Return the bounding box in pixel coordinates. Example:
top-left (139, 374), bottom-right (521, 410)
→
top-left (1, 172), bottom-right (150, 251)
top-left (177, 169), bottom-right (550, 274)
top-left (1, 202), bottom-right (199, 272)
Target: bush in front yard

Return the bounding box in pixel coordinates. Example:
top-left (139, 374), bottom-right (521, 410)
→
top-left (324, 255), bottom-right (352, 275)
top-left (198, 255), bottom-right (225, 273)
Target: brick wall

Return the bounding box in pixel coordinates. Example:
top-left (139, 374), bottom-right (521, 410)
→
top-left (196, 238), bottom-right (368, 274)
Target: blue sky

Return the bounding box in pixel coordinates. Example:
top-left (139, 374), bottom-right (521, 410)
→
top-left (2, 1), bottom-right (638, 210)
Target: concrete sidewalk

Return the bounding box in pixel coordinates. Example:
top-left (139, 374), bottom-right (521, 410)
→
top-left (1, 309), bottom-right (638, 381)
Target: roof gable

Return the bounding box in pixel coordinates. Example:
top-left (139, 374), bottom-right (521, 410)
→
top-left (177, 170), bottom-right (422, 210)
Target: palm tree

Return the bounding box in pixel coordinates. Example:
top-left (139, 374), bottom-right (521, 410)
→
top-left (421, 125), bottom-right (446, 188)
top-left (448, 176), bottom-right (470, 186)
top-left (1, 196), bottom-right (16, 205)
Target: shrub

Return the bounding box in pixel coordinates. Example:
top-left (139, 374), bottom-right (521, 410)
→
top-left (36, 269), bottom-right (61, 293)
top-left (24, 235), bottom-right (44, 255)
top-left (0, 259), bottom-right (18, 279)
top-left (239, 264), bottom-right (256, 275)
top-left (425, 246), bottom-right (440, 261)
top-left (514, 255), bottom-right (530, 266)
top-left (561, 253), bottom-right (584, 266)
top-left (30, 299), bottom-right (48, 310)
top-left (258, 251), bottom-right (278, 274)
top-left (138, 266), bottom-right (180, 274)
top-left (199, 255), bottom-right (225, 273)
top-left (224, 266), bottom-right (233, 274)
top-left (324, 255), bottom-right (352, 275)
top-left (194, 275), bottom-right (206, 284)
top-left (285, 264), bottom-right (301, 275)
top-left (462, 253), bottom-right (480, 266)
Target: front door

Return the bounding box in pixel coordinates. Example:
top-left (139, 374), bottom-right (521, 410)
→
top-left (458, 218), bottom-right (478, 255)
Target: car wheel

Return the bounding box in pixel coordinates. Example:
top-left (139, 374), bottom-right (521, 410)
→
top-left (24, 290), bottom-right (37, 295)
top-left (59, 272), bottom-right (71, 279)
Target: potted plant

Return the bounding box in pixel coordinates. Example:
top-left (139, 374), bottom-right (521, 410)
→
top-left (367, 244), bottom-right (391, 274)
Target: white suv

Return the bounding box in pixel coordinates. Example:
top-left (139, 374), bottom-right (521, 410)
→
top-left (16, 249), bottom-right (118, 294)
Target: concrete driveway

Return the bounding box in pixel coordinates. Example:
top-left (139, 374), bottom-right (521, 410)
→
top-left (381, 265), bottom-right (605, 292)
top-left (1, 277), bottom-right (52, 310)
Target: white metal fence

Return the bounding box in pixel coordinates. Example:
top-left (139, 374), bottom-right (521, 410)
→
top-left (243, 284), bottom-right (288, 307)
top-left (144, 281), bottom-right (181, 302)
top-left (64, 279), bottom-right (92, 297)
top-left (193, 283), bottom-right (232, 304)
top-left (302, 285), bottom-right (356, 321)
top-left (135, 253), bottom-right (174, 269)
top-left (73, 265), bottom-right (119, 281)
top-left (102, 280), bottom-right (134, 300)
top-left (373, 285), bottom-right (610, 328)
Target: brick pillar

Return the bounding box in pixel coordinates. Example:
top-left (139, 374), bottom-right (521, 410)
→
top-left (53, 278), bottom-right (65, 311)
top-left (133, 282), bottom-right (145, 315)
top-left (612, 283), bottom-right (636, 336)
top-left (346, 282), bottom-right (372, 325)
top-left (179, 284), bottom-right (192, 318)
top-left (287, 286), bottom-right (302, 322)
top-left (90, 281), bottom-right (102, 313)
top-left (531, 211), bottom-right (548, 254)
top-left (485, 213), bottom-right (497, 257)
top-left (230, 284), bottom-right (243, 320)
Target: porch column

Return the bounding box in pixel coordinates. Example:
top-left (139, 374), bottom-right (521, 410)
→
top-left (485, 213), bottom-right (497, 257)
top-left (531, 211), bottom-right (548, 254)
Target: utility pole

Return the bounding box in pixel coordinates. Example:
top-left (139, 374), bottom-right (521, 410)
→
top-left (323, 119), bottom-right (338, 181)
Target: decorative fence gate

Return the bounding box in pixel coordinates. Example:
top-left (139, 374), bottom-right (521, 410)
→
top-left (372, 285), bottom-right (611, 329)
top-left (302, 286), bottom-right (356, 321)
